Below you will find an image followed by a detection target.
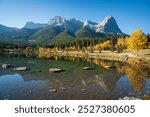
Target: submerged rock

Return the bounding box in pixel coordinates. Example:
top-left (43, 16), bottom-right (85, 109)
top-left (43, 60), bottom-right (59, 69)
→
top-left (83, 67), bottom-right (94, 70)
top-left (82, 88), bottom-right (87, 91)
top-left (28, 90), bottom-right (32, 94)
top-left (59, 87), bottom-right (66, 90)
top-left (104, 65), bottom-right (116, 69)
top-left (13, 67), bottom-right (28, 71)
top-left (49, 68), bottom-right (64, 72)
top-left (119, 96), bottom-right (141, 100)
top-left (2, 64), bottom-right (12, 68)
top-left (49, 89), bottom-right (57, 93)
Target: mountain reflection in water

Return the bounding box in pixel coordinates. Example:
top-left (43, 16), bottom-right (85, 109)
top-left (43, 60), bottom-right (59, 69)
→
top-left (0, 55), bottom-right (150, 100)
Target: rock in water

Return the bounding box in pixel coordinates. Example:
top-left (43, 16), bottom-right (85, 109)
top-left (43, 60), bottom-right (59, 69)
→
top-left (13, 67), bottom-right (28, 71)
top-left (59, 87), bottom-right (66, 90)
top-left (119, 96), bottom-right (141, 100)
top-left (2, 64), bottom-right (12, 68)
top-left (83, 67), bottom-right (94, 70)
top-left (49, 68), bottom-right (64, 72)
top-left (49, 89), bottom-right (57, 93)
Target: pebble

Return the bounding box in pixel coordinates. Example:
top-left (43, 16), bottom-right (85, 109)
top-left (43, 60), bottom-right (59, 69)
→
top-left (119, 96), bottom-right (141, 100)
top-left (82, 89), bottom-right (87, 91)
top-left (59, 87), bottom-right (66, 90)
top-left (28, 90), bottom-right (32, 94)
top-left (49, 89), bottom-right (57, 93)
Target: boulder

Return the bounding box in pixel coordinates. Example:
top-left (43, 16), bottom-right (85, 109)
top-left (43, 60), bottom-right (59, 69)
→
top-left (2, 64), bottom-right (12, 68)
top-left (49, 68), bottom-right (64, 72)
top-left (13, 67), bottom-right (28, 71)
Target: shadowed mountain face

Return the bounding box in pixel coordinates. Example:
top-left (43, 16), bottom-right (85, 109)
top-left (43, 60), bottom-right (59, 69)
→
top-left (0, 24), bottom-right (18, 34)
top-left (0, 28), bottom-right (40, 40)
top-left (0, 16), bottom-right (124, 43)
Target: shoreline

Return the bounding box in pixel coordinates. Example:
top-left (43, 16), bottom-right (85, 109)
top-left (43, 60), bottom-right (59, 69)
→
top-left (51, 49), bottom-right (150, 66)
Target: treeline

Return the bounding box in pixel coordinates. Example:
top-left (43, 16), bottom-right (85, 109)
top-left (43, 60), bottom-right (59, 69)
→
top-left (51, 29), bottom-right (150, 52)
top-left (38, 29), bottom-right (150, 58)
top-left (0, 29), bottom-right (150, 57)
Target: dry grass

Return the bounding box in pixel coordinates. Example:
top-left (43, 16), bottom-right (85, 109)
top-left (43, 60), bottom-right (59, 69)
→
top-left (56, 49), bottom-right (150, 65)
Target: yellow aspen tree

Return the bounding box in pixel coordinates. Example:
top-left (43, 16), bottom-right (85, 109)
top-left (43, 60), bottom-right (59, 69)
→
top-left (127, 29), bottom-right (148, 56)
top-left (115, 37), bottom-right (127, 52)
top-left (101, 40), bottom-right (113, 50)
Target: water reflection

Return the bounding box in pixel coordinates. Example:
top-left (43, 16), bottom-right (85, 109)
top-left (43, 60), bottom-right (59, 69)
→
top-left (0, 55), bottom-right (150, 99)
top-left (0, 74), bottom-right (48, 100)
top-left (93, 59), bottom-right (150, 94)
top-left (117, 63), bottom-right (150, 92)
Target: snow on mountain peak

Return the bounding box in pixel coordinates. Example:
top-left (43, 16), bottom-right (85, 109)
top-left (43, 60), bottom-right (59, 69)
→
top-left (97, 16), bottom-right (114, 27)
top-left (47, 16), bottom-right (123, 34)
top-left (96, 16), bottom-right (122, 34)
top-left (83, 20), bottom-right (97, 27)
top-left (48, 16), bottom-right (66, 25)
top-left (24, 22), bottom-right (47, 29)
top-left (83, 19), bottom-right (97, 31)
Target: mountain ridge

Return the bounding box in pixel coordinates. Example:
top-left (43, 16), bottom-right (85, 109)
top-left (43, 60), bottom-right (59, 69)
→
top-left (0, 16), bottom-right (124, 43)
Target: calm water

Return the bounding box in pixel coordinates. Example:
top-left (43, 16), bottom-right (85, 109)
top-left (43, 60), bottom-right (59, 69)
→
top-left (0, 55), bottom-right (150, 100)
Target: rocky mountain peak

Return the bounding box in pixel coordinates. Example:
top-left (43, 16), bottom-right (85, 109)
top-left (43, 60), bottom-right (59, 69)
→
top-left (48, 16), bottom-right (66, 25)
top-left (96, 16), bottom-right (122, 34)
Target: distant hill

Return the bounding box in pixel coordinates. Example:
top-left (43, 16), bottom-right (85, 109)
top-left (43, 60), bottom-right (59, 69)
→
top-left (0, 24), bottom-right (18, 34)
top-left (0, 28), bottom-right (40, 40)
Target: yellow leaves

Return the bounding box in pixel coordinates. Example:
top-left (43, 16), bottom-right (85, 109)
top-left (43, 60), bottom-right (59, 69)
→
top-left (95, 44), bottom-right (101, 50)
top-left (115, 37), bottom-right (127, 51)
top-left (38, 47), bottom-right (52, 58)
top-left (94, 44), bottom-right (101, 52)
top-left (94, 40), bottom-right (113, 51)
top-left (127, 29), bottom-right (148, 50)
top-left (101, 40), bottom-right (113, 50)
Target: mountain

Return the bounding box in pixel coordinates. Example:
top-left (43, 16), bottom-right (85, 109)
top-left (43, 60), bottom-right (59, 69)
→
top-left (0, 28), bottom-right (40, 40)
top-left (0, 24), bottom-right (18, 34)
top-left (24, 22), bottom-right (48, 29)
top-left (75, 28), bottom-right (97, 38)
top-left (48, 16), bottom-right (83, 33)
top-left (75, 16), bottom-right (123, 38)
top-left (48, 16), bottom-right (65, 25)
top-left (64, 18), bottom-right (83, 33)
top-left (51, 30), bottom-right (76, 43)
top-left (96, 16), bottom-right (122, 34)
top-left (30, 16), bottom-right (83, 41)
top-left (83, 20), bottom-right (97, 32)
top-left (29, 25), bottom-right (64, 41)
top-left (0, 16), bottom-right (124, 44)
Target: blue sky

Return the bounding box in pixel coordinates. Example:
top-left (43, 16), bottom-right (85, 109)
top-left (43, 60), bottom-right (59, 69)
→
top-left (0, 0), bottom-right (149, 34)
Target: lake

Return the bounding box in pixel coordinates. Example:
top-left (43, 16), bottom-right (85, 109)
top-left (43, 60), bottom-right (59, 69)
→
top-left (0, 55), bottom-right (150, 100)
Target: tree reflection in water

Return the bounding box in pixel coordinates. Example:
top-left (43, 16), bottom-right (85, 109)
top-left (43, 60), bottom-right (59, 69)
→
top-left (93, 59), bottom-right (150, 92)
top-left (117, 62), bottom-right (150, 91)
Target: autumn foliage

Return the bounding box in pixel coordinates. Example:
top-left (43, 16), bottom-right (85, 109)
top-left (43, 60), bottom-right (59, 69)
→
top-left (127, 29), bottom-right (148, 50)
top-left (38, 48), bottom-right (52, 58)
